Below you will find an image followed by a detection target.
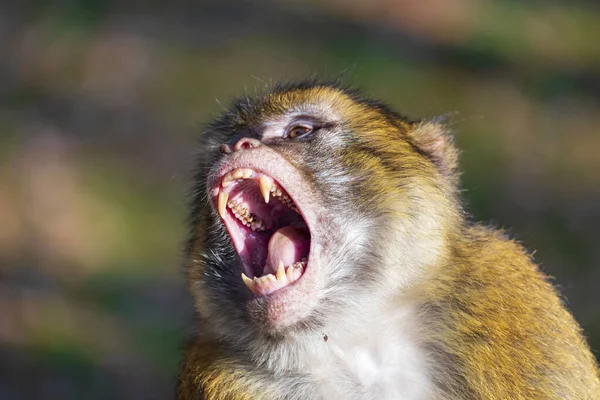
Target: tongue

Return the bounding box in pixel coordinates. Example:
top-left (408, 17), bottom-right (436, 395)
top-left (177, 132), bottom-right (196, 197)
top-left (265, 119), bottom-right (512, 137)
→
top-left (266, 226), bottom-right (310, 274)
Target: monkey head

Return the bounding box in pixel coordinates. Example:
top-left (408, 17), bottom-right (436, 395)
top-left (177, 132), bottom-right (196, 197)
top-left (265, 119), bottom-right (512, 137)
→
top-left (187, 82), bottom-right (460, 349)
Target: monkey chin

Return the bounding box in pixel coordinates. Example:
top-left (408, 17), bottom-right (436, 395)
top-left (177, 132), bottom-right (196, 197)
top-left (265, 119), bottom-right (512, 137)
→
top-left (249, 262), bottom-right (321, 333)
top-left (208, 147), bottom-right (324, 332)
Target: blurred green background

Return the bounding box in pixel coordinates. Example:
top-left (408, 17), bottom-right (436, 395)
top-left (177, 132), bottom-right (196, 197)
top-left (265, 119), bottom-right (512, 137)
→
top-left (1, 0), bottom-right (599, 398)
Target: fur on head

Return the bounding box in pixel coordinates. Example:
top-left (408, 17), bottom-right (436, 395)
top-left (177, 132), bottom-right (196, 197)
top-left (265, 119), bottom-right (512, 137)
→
top-left (185, 81), bottom-right (461, 370)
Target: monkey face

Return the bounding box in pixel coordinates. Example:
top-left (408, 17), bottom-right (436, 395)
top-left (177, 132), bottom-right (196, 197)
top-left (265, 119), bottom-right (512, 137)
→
top-left (190, 83), bottom-right (455, 338)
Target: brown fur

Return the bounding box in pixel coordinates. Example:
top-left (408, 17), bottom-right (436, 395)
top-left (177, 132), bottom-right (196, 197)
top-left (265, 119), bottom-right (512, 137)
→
top-left (414, 225), bottom-right (600, 398)
top-left (178, 341), bottom-right (270, 400)
top-left (179, 82), bottom-right (600, 399)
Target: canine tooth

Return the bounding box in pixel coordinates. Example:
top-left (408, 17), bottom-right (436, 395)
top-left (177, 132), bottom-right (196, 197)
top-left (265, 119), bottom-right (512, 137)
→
top-left (276, 261), bottom-right (286, 281)
top-left (259, 176), bottom-right (273, 203)
top-left (243, 169), bottom-right (253, 179)
top-left (241, 273), bottom-right (256, 294)
top-left (218, 192), bottom-right (228, 218)
top-left (232, 169), bottom-right (244, 179)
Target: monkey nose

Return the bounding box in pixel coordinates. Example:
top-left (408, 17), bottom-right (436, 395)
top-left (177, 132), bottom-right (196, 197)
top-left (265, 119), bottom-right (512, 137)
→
top-left (233, 137), bottom-right (261, 152)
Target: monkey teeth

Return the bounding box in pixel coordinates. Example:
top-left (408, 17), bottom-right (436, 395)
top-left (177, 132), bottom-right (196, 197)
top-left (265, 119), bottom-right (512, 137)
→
top-left (218, 168), bottom-right (300, 215)
top-left (269, 186), bottom-right (298, 212)
top-left (222, 168), bottom-right (254, 188)
top-left (216, 167), bottom-right (310, 297)
top-left (259, 176), bottom-right (273, 204)
top-left (227, 200), bottom-right (265, 231)
top-left (241, 260), bottom-right (306, 296)
top-left (218, 192), bottom-right (229, 219)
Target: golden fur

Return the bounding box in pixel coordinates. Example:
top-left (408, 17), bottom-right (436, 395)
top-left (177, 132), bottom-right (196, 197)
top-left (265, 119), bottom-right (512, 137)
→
top-left (179, 83), bottom-right (600, 399)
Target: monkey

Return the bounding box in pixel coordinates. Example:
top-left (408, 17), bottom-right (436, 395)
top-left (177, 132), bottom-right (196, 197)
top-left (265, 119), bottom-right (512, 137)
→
top-left (177, 81), bottom-right (600, 399)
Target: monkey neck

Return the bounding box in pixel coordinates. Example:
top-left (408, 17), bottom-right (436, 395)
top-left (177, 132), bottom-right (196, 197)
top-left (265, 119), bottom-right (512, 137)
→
top-left (201, 186), bottom-right (466, 375)
top-left (239, 223), bottom-right (465, 376)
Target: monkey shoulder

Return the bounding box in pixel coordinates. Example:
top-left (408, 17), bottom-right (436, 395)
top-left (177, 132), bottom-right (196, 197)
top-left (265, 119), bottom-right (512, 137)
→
top-left (420, 225), bottom-right (600, 398)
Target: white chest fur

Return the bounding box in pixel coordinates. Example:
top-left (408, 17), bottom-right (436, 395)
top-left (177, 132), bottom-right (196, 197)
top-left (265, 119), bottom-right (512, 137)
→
top-left (308, 304), bottom-right (433, 400)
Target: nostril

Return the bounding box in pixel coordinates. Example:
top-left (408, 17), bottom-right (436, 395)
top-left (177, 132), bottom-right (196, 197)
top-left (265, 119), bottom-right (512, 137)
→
top-left (233, 137), bottom-right (261, 152)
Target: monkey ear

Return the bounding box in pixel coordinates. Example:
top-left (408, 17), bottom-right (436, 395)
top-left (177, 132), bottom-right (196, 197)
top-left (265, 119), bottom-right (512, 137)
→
top-left (408, 119), bottom-right (459, 184)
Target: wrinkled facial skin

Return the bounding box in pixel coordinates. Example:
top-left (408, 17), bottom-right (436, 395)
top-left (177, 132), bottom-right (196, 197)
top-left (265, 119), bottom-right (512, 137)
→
top-left (185, 82), bottom-right (455, 349)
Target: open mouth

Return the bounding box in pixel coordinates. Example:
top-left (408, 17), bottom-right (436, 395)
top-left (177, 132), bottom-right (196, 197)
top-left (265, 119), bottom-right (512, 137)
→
top-left (215, 168), bottom-right (311, 297)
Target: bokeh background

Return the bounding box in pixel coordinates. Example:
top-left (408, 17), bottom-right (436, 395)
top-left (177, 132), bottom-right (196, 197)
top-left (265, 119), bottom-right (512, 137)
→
top-left (1, 0), bottom-right (599, 398)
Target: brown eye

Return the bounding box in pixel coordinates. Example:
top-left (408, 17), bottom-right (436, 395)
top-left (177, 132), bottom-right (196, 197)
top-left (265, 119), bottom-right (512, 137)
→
top-left (287, 125), bottom-right (312, 139)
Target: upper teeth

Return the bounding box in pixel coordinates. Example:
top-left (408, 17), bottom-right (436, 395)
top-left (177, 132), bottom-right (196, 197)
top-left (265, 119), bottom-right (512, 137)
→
top-left (228, 200), bottom-right (265, 231)
top-left (218, 192), bottom-right (228, 219)
top-left (271, 186), bottom-right (298, 212)
top-left (259, 176), bottom-right (273, 203)
top-left (221, 168), bottom-right (254, 188)
top-left (216, 168), bottom-right (300, 221)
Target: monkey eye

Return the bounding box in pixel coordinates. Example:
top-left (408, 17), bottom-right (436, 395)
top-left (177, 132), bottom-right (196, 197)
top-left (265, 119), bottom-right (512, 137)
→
top-left (285, 124), bottom-right (313, 139)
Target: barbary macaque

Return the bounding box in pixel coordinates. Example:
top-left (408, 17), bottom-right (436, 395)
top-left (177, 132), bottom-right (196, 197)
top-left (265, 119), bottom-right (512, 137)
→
top-left (178, 82), bottom-right (600, 399)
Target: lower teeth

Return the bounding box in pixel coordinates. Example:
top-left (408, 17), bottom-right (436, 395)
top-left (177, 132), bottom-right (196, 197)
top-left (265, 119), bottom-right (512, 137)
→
top-left (241, 259), bottom-right (307, 295)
